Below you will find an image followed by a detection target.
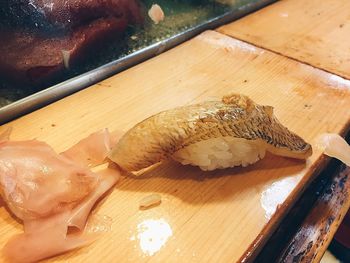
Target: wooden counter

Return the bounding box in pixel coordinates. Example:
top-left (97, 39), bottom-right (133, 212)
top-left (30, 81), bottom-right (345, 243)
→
top-left (1, 0), bottom-right (350, 262)
top-left (218, 0), bottom-right (350, 79)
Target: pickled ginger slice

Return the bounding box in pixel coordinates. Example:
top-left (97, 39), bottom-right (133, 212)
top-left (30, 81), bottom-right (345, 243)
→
top-left (316, 133), bottom-right (350, 166)
top-left (0, 131), bottom-right (120, 262)
top-left (61, 128), bottom-right (117, 168)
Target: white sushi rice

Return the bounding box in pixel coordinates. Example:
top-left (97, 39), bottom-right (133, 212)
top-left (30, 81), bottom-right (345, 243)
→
top-left (139, 194), bottom-right (162, 210)
top-left (172, 137), bottom-right (266, 171)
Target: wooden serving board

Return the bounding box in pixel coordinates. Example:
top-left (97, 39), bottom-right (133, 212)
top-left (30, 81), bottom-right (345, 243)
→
top-left (217, 0), bottom-right (350, 80)
top-left (1, 30), bottom-right (350, 262)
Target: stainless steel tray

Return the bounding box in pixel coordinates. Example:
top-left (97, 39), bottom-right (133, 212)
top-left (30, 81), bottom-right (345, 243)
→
top-left (0, 0), bottom-right (275, 124)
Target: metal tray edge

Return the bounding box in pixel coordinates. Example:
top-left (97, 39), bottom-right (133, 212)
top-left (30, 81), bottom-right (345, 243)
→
top-left (0, 0), bottom-right (276, 125)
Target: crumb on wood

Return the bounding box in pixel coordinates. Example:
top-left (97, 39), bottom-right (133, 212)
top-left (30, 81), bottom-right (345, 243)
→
top-left (139, 194), bottom-right (162, 210)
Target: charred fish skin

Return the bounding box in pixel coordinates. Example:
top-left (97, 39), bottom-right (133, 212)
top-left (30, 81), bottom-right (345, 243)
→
top-left (109, 94), bottom-right (312, 173)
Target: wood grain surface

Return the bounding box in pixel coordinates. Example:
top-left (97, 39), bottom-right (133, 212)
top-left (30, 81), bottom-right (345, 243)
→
top-left (217, 0), bottom-right (350, 80)
top-left (1, 30), bottom-right (350, 262)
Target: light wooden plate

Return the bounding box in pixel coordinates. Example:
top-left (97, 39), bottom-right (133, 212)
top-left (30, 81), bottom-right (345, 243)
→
top-left (1, 30), bottom-right (350, 262)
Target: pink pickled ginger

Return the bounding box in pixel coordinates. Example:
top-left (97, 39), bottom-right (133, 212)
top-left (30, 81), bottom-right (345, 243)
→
top-left (0, 129), bottom-right (120, 262)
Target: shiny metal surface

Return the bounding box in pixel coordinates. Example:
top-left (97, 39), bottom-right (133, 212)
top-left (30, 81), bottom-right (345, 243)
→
top-left (0, 0), bottom-right (275, 125)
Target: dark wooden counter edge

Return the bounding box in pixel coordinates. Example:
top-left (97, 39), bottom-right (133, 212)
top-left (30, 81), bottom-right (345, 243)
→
top-left (253, 135), bottom-right (350, 263)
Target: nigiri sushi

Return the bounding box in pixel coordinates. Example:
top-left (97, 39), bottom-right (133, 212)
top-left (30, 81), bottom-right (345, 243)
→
top-left (109, 94), bottom-right (312, 173)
